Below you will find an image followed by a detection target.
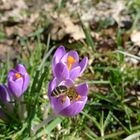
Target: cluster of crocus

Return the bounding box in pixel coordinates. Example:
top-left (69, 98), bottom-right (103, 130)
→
top-left (48, 46), bottom-right (88, 117)
top-left (0, 64), bottom-right (30, 120)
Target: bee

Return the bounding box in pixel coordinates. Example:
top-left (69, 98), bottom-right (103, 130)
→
top-left (51, 85), bottom-right (67, 97)
top-left (51, 85), bottom-right (79, 102)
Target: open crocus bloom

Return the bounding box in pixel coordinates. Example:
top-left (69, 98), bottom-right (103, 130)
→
top-left (48, 78), bottom-right (88, 117)
top-left (8, 64), bottom-right (30, 98)
top-left (52, 46), bottom-right (88, 80)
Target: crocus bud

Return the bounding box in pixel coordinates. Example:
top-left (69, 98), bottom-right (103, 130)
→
top-left (0, 84), bottom-right (11, 120)
top-left (0, 84), bottom-right (10, 103)
top-left (8, 64), bottom-right (30, 98)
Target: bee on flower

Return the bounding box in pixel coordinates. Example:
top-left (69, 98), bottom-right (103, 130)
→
top-left (48, 46), bottom-right (88, 117)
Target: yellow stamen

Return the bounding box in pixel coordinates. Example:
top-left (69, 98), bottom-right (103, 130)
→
top-left (67, 56), bottom-right (76, 70)
top-left (15, 73), bottom-right (22, 79)
top-left (75, 95), bottom-right (81, 101)
top-left (62, 96), bottom-right (67, 103)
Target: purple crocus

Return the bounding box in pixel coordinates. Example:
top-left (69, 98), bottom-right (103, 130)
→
top-left (52, 46), bottom-right (88, 80)
top-left (0, 84), bottom-right (10, 103)
top-left (48, 78), bottom-right (88, 117)
top-left (0, 84), bottom-right (11, 120)
top-left (8, 64), bottom-right (30, 98)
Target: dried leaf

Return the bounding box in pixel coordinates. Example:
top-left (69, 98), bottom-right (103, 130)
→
top-left (131, 31), bottom-right (140, 46)
top-left (61, 15), bottom-right (85, 40)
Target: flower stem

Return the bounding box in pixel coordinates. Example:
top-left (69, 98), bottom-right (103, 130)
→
top-left (16, 96), bottom-right (25, 120)
top-left (20, 96), bottom-right (26, 120)
top-left (31, 113), bottom-right (57, 134)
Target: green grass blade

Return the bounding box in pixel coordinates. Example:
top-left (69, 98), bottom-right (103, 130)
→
top-left (33, 117), bottom-right (63, 139)
top-left (81, 111), bottom-right (100, 130)
top-left (81, 22), bottom-right (96, 52)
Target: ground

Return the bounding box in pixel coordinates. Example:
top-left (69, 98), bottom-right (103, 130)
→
top-left (0, 0), bottom-right (140, 139)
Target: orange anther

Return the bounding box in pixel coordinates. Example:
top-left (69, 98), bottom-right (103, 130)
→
top-left (15, 73), bottom-right (22, 79)
top-left (62, 96), bottom-right (67, 103)
top-left (75, 95), bottom-right (81, 101)
top-left (67, 56), bottom-right (76, 70)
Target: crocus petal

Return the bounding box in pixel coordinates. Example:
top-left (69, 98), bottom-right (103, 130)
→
top-left (52, 46), bottom-right (66, 68)
top-left (54, 63), bottom-right (69, 81)
top-left (51, 96), bottom-right (70, 113)
top-left (60, 96), bottom-right (87, 116)
top-left (61, 51), bottom-right (79, 67)
top-left (16, 64), bottom-right (27, 74)
top-left (79, 57), bottom-right (88, 75)
top-left (8, 78), bottom-right (23, 97)
top-left (7, 70), bottom-right (16, 80)
top-left (0, 85), bottom-right (10, 102)
top-left (60, 53), bottom-right (68, 63)
top-left (53, 46), bottom-right (66, 61)
top-left (76, 83), bottom-right (88, 96)
top-left (70, 66), bottom-right (81, 80)
top-left (52, 56), bottom-right (58, 76)
top-left (22, 73), bottom-right (30, 93)
top-left (48, 78), bottom-right (57, 99)
top-left (59, 79), bottom-right (74, 87)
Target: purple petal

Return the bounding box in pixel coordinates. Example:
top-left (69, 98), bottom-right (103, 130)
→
top-left (76, 83), bottom-right (88, 96)
top-left (22, 73), bottom-right (30, 93)
top-left (16, 64), bottom-right (27, 74)
top-left (0, 85), bottom-right (10, 102)
top-left (59, 79), bottom-right (74, 87)
top-left (8, 78), bottom-right (23, 97)
top-left (70, 66), bottom-right (81, 80)
top-left (60, 96), bottom-right (87, 116)
top-left (51, 96), bottom-right (70, 113)
top-left (54, 46), bottom-right (66, 60)
top-left (52, 46), bottom-right (66, 68)
top-left (52, 46), bottom-right (66, 76)
top-left (52, 56), bottom-right (58, 76)
top-left (48, 78), bottom-right (57, 99)
top-left (54, 63), bottom-right (69, 81)
top-left (7, 70), bottom-right (16, 80)
top-left (60, 52), bottom-right (68, 63)
top-left (79, 57), bottom-right (88, 75)
top-left (61, 50), bottom-right (79, 65)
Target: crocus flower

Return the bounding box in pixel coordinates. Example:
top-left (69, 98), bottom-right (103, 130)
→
top-left (8, 64), bottom-right (30, 98)
top-left (48, 78), bottom-right (88, 117)
top-left (52, 46), bottom-right (88, 80)
top-left (0, 84), bottom-right (10, 103)
top-left (0, 84), bottom-right (11, 120)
